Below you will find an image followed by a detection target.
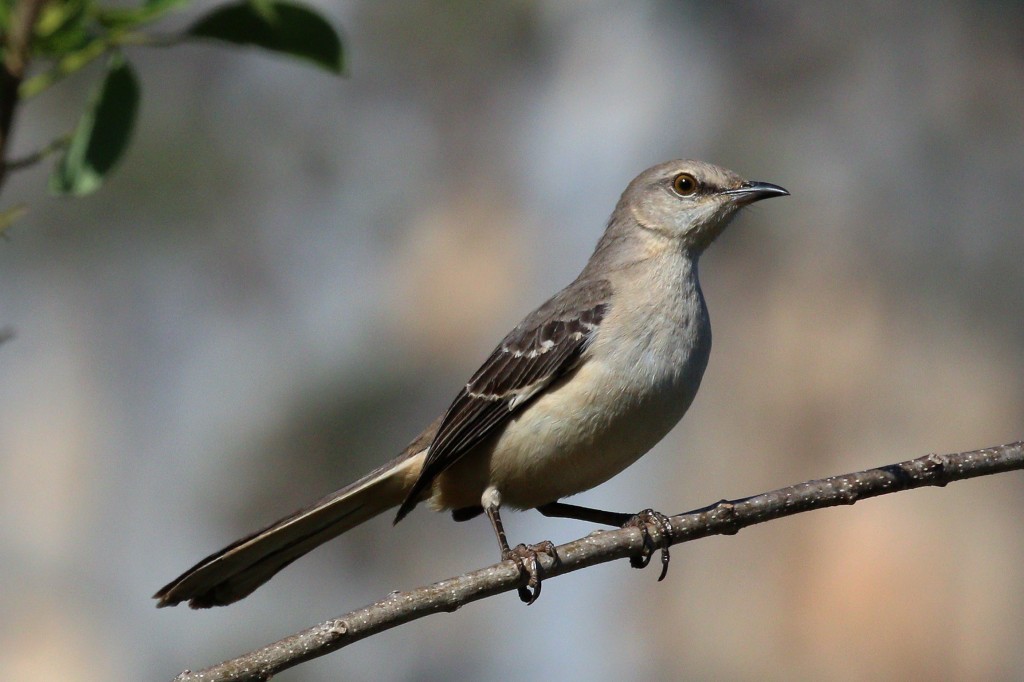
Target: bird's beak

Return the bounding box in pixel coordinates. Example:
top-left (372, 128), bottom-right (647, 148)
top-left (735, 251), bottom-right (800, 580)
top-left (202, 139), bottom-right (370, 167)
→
top-left (724, 181), bottom-right (789, 204)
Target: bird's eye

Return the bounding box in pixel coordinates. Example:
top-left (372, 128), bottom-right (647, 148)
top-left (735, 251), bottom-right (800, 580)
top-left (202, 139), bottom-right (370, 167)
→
top-left (672, 173), bottom-right (698, 196)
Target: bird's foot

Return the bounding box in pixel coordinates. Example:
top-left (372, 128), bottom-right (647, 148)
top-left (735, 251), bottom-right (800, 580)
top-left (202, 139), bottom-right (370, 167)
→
top-left (623, 509), bottom-right (673, 581)
top-left (503, 540), bottom-right (557, 605)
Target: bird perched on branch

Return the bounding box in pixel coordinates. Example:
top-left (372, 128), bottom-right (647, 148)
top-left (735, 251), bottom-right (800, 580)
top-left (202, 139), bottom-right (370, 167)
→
top-left (155, 159), bottom-right (788, 608)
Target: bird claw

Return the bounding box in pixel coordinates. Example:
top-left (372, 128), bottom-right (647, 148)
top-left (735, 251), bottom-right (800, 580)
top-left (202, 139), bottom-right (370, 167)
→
top-left (503, 540), bottom-right (556, 605)
top-left (624, 509), bottom-right (673, 581)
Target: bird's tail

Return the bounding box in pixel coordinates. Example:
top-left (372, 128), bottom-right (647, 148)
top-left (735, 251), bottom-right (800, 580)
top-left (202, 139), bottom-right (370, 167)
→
top-left (154, 448), bottom-right (427, 608)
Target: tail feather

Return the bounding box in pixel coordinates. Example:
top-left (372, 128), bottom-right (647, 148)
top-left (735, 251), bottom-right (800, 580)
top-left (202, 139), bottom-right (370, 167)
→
top-left (154, 450), bottom-right (425, 608)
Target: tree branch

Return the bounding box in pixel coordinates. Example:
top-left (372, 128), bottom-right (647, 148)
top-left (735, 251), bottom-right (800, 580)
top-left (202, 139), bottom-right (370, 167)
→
top-left (0, 0), bottom-right (46, 190)
top-left (171, 441), bottom-right (1024, 682)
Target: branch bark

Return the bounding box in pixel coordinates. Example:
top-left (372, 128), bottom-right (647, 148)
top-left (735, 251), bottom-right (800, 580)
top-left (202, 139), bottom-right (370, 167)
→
top-left (0, 0), bottom-right (46, 189)
top-left (172, 441), bottom-right (1024, 682)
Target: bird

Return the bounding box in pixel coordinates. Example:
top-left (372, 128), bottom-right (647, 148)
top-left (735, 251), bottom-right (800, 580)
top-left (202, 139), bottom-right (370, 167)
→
top-left (154, 159), bottom-right (788, 608)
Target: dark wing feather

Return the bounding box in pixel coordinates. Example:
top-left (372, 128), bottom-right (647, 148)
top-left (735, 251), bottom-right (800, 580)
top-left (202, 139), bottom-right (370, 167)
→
top-left (394, 278), bottom-right (612, 522)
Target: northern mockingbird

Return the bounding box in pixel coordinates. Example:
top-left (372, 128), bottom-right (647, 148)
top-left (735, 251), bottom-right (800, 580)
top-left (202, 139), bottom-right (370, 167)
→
top-left (155, 159), bottom-right (788, 608)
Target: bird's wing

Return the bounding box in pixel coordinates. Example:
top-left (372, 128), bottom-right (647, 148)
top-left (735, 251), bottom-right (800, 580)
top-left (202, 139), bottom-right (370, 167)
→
top-left (394, 278), bottom-right (612, 522)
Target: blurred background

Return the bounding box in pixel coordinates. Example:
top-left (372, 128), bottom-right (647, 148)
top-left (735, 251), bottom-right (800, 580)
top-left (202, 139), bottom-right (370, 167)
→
top-left (2, 1), bottom-right (1023, 680)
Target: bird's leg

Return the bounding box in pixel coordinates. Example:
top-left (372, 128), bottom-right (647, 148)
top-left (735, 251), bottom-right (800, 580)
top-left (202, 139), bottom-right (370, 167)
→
top-left (623, 509), bottom-right (673, 580)
top-left (483, 487), bottom-right (555, 605)
top-left (537, 502), bottom-right (673, 581)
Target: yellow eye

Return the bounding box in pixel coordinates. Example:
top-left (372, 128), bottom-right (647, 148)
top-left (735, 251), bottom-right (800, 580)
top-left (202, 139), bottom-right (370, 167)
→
top-left (672, 173), bottom-right (698, 196)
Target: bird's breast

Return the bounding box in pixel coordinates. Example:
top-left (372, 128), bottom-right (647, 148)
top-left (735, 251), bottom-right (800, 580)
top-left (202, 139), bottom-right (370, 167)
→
top-left (432, 256), bottom-right (712, 512)
top-left (485, 274), bottom-right (710, 508)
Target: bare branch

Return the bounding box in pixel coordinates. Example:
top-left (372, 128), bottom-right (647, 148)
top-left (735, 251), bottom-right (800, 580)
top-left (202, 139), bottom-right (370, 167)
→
top-left (5, 133), bottom-right (70, 172)
top-left (0, 0), bottom-right (46, 189)
top-left (172, 441), bottom-right (1024, 682)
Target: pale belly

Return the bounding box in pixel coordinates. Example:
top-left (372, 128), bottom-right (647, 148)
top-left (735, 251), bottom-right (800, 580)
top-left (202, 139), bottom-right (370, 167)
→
top-left (431, 357), bottom-right (701, 511)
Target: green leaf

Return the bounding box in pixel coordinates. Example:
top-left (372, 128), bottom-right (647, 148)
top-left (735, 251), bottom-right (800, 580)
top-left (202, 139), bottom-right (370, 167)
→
top-left (144, 0), bottom-right (192, 10)
top-left (35, 0), bottom-right (85, 37)
top-left (97, 0), bottom-right (192, 29)
top-left (50, 53), bottom-right (140, 196)
top-left (33, 0), bottom-right (92, 57)
top-left (187, 1), bottom-right (343, 74)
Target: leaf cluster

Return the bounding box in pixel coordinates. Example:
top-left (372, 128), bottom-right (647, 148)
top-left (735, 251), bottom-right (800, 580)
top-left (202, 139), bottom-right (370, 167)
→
top-left (1, 0), bottom-right (343, 212)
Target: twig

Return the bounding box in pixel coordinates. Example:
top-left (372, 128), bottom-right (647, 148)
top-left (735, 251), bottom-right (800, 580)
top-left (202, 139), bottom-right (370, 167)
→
top-left (172, 441), bottom-right (1024, 682)
top-left (5, 133), bottom-right (71, 171)
top-left (0, 0), bottom-right (46, 189)
top-left (18, 31), bottom-right (182, 101)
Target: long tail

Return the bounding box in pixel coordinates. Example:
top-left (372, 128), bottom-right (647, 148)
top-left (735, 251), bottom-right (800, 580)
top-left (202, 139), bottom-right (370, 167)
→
top-left (154, 446), bottom-right (427, 608)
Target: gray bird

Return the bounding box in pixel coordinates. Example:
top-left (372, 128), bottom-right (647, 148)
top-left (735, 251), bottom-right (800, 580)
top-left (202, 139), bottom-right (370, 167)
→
top-left (155, 159), bottom-right (788, 608)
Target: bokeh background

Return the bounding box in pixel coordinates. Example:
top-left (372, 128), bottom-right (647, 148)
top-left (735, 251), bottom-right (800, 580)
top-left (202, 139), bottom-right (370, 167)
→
top-left (2, 1), bottom-right (1023, 680)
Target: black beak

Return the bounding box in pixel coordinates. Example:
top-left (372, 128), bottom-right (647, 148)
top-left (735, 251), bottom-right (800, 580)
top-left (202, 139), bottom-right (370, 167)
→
top-left (724, 181), bottom-right (789, 204)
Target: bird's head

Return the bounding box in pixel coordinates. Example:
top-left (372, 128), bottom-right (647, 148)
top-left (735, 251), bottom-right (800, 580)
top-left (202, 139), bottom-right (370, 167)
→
top-left (620, 160), bottom-right (788, 252)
